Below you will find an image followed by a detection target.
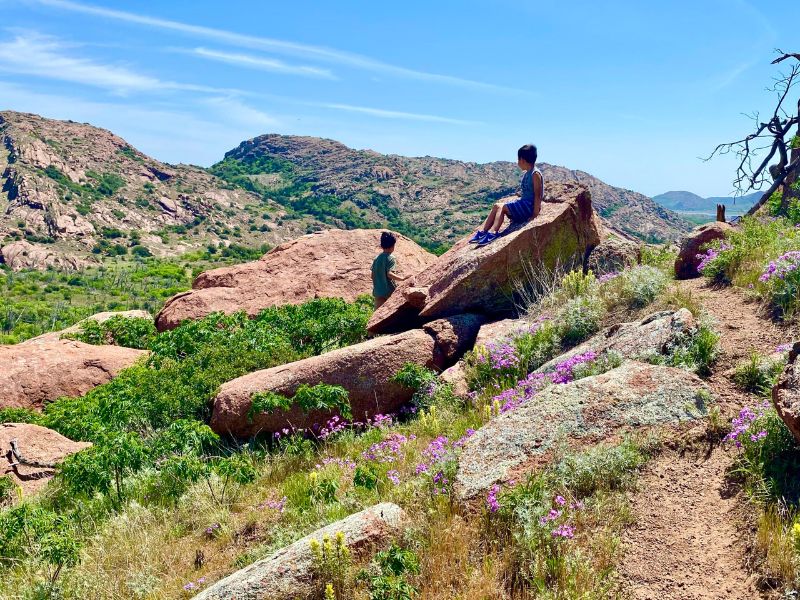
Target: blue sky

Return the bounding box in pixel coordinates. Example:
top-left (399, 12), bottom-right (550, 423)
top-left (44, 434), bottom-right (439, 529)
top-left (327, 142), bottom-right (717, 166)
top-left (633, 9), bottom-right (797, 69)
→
top-left (0, 0), bottom-right (795, 197)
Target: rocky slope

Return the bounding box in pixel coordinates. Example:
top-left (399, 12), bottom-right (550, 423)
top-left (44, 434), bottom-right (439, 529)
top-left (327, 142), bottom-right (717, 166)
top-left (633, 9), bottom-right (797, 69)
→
top-left (215, 134), bottom-right (692, 246)
top-left (0, 111), bottom-right (319, 269)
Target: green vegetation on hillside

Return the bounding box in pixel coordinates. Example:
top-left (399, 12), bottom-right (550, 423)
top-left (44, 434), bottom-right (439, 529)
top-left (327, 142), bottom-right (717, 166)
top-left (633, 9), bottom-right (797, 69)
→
top-left (210, 156), bottom-right (449, 254)
top-left (0, 247), bottom-right (269, 344)
top-left (0, 261), bottom-right (704, 598)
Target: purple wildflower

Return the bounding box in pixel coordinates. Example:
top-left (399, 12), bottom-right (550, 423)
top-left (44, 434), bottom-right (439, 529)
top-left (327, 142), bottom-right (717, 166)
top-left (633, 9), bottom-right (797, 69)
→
top-left (486, 484), bottom-right (501, 513)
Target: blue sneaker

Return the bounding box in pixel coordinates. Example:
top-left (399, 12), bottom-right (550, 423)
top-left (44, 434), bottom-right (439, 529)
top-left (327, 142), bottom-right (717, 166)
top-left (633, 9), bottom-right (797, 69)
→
top-left (468, 230), bottom-right (487, 244)
top-left (478, 232), bottom-right (499, 246)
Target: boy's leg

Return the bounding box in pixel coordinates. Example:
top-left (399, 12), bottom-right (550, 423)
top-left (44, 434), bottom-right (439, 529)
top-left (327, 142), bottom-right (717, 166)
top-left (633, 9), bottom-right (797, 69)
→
top-left (374, 296), bottom-right (387, 309)
top-left (490, 205), bottom-right (509, 233)
top-left (481, 203), bottom-right (502, 231)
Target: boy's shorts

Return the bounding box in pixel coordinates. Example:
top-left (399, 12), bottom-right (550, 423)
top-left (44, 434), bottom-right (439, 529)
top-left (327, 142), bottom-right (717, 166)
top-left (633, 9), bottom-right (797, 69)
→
top-left (505, 198), bottom-right (533, 224)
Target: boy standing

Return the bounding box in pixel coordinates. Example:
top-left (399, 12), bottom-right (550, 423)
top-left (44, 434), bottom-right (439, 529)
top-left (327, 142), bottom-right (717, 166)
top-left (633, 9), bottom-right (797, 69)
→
top-left (371, 232), bottom-right (406, 309)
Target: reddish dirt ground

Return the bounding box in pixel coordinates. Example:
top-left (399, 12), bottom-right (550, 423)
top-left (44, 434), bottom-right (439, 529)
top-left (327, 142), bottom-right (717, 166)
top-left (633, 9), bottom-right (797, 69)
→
top-left (620, 278), bottom-right (797, 599)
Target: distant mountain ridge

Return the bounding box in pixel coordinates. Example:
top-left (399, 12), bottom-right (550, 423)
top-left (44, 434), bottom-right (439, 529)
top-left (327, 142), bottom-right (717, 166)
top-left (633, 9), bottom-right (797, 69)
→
top-left (212, 134), bottom-right (693, 246)
top-left (0, 111), bottom-right (319, 269)
top-left (653, 190), bottom-right (763, 212)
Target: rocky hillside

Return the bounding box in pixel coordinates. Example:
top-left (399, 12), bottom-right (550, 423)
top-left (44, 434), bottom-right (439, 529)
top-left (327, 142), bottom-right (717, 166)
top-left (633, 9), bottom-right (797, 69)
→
top-left (212, 134), bottom-right (692, 248)
top-left (0, 111), bottom-right (319, 269)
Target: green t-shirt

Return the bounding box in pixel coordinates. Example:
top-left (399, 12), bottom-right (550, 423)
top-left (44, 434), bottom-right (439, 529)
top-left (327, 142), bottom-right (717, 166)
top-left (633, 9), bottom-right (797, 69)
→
top-left (371, 252), bottom-right (397, 297)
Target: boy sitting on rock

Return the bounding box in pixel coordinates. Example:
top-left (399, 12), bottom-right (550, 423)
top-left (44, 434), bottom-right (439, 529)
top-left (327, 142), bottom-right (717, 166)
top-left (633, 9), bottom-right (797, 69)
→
top-left (469, 144), bottom-right (544, 246)
top-left (371, 232), bottom-right (407, 309)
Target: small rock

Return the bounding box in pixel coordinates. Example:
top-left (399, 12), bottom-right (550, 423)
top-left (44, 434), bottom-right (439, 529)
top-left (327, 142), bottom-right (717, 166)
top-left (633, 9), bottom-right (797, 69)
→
top-left (194, 503), bottom-right (406, 600)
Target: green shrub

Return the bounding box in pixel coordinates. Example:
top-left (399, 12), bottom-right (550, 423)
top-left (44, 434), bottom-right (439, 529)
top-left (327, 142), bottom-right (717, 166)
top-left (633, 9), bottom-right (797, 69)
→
top-left (727, 404), bottom-right (799, 502)
top-left (617, 265), bottom-right (668, 308)
top-left (652, 321), bottom-right (720, 376)
top-left (0, 408), bottom-right (42, 425)
top-left (65, 316), bottom-right (156, 349)
top-left (733, 352), bottom-right (786, 397)
top-left (250, 384), bottom-right (351, 421)
top-left (391, 363), bottom-right (436, 391)
top-left (0, 476), bottom-right (16, 506)
top-left (359, 543), bottom-right (420, 600)
top-left (557, 294), bottom-right (605, 346)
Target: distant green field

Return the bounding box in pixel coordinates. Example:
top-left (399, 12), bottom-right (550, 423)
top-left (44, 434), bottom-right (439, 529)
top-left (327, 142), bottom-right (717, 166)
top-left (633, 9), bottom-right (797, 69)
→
top-left (0, 246), bottom-right (267, 344)
top-left (676, 211), bottom-right (749, 226)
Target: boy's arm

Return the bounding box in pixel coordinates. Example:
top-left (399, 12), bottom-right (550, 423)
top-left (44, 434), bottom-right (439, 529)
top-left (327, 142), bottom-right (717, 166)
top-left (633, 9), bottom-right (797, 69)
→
top-left (532, 171), bottom-right (543, 219)
top-left (386, 255), bottom-right (406, 282)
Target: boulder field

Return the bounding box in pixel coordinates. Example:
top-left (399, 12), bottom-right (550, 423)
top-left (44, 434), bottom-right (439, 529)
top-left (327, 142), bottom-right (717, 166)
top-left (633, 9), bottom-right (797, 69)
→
top-left (155, 228), bottom-right (435, 331)
top-left (367, 184), bottom-right (602, 334)
top-left (455, 361), bottom-right (710, 502)
top-left (194, 503), bottom-right (406, 600)
top-left (211, 314), bottom-right (483, 437)
top-left (674, 221), bottom-right (733, 279)
top-left (0, 338), bottom-right (146, 411)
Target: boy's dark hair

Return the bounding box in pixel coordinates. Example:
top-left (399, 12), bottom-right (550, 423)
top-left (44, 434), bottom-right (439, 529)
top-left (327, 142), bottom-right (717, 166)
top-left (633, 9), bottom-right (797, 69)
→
top-left (380, 231), bottom-right (397, 249)
top-left (517, 144), bottom-right (538, 165)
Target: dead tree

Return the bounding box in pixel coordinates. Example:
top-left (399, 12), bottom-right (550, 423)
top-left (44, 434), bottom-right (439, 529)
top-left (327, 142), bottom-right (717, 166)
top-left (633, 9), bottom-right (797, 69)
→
top-left (707, 50), bottom-right (800, 216)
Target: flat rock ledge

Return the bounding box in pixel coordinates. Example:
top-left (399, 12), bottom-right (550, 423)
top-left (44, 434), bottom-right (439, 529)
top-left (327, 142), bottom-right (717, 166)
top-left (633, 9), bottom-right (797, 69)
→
top-left (455, 361), bottom-right (709, 502)
top-left (194, 503), bottom-right (406, 600)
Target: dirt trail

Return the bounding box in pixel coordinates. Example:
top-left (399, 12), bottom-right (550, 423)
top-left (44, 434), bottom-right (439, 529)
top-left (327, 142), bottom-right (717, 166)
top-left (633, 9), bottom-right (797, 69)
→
top-left (620, 278), bottom-right (795, 600)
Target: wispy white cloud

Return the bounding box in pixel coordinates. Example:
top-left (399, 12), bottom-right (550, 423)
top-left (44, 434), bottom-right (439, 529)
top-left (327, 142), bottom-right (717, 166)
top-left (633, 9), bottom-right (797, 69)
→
top-left (318, 102), bottom-right (480, 125)
top-left (33, 0), bottom-right (529, 93)
top-left (707, 59), bottom-right (757, 92)
top-left (189, 47), bottom-right (336, 80)
top-left (0, 31), bottom-right (241, 95)
top-left (0, 81), bottom-right (281, 165)
top-left (0, 32), bottom-right (163, 93)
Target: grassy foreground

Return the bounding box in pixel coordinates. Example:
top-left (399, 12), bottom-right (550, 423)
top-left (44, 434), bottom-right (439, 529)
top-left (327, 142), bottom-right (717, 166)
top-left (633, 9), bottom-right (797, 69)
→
top-left (0, 258), bottom-right (725, 599)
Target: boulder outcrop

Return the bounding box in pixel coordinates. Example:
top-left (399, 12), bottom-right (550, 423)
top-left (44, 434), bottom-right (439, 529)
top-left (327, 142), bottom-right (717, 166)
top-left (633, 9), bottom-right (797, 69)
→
top-left (367, 185), bottom-right (602, 334)
top-left (0, 338), bottom-right (146, 410)
top-left (155, 229), bottom-right (435, 331)
top-left (0, 240), bottom-right (87, 271)
top-left (773, 342), bottom-right (800, 442)
top-left (674, 222), bottom-right (733, 279)
top-left (0, 423), bottom-right (91, 496)
top-left (455, 361), bottom-right (709, 501)
top-left (211, 314), bottom-right (482, 437)
top-left (194, 503), bottom-right (406, 600)
top-left (587, 235), bottom-right (641, 274)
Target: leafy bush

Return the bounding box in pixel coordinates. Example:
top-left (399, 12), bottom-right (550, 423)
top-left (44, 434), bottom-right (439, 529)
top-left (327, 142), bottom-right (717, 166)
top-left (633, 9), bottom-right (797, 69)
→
top-left (359, 543), bottom-right (420, 600)
top-left (697, 216), bottom-right (800, 305)
top-left (65, 316), bottom-right (156, 349)
top-left (391, 363), bottom-right (436, 391)
top-left (0, 408), bottom-right (42, 425)
top-left (250, 384), bottom-right (352, 421)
